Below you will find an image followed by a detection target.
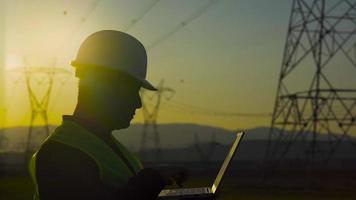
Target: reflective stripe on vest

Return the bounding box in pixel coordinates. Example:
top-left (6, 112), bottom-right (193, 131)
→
top-left (28, 120), bottom-right (143, 200)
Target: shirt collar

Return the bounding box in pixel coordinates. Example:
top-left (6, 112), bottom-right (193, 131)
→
top-left (62, 115), bottom-right (113, 143)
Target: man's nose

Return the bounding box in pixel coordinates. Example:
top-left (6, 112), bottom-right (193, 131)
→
top-left (135, 94), bottom-right (142, 109)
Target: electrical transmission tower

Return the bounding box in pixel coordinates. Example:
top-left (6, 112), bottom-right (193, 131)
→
top-left (0, 1), bottom-right (5, 154)
top-left (0, 108), bottom-right (6, 149)
top-left (265, 0), bottom-right (356, 180)
top-left (12, 65), bottom-right (70, 159)
top-left (139, 79), bottom-right (175, 161)
top-left (194, 132), bottom-right (219, 164)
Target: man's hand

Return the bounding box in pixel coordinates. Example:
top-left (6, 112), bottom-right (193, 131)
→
top-left (152, 165), bottom-right (189, 187)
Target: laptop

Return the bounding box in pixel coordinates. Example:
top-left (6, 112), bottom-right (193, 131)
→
top-left (158, 132), bottom-right (244, 199)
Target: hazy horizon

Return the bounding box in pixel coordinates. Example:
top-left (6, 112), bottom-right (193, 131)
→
top-left (0, 0), bottom-right (355, 132)
top-left (0, 0), bottom-right (292, 131)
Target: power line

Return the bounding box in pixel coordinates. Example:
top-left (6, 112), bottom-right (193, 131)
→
top-left (165, 100), bottom-right (272, 118)
top-left (139, 80), bottom-right (175, 161)
top-left (132, 0), bottom-right (270, 119)
top-left (55, 0), bottom-right (102, 64)
top-left (65, 0), bottom-right (102, 40)
top-left (147, 0), bottom-right (222, 50)
top-left (123, 0), bottom-right (161, 32)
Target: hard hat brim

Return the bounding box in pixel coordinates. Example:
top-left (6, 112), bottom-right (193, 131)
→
top-left (139, 79), bottom-right (157, 91)
top-left (71, 61), bottom-right (157, 91)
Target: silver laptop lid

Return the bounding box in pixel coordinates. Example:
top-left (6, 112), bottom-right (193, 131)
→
top-left (211, 132), bottom-right (244, 193)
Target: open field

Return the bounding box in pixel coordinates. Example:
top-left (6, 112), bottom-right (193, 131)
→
top-left (1, 160), bottom-right (356, 199)
top-left (1, 175), bottom-right (356, 200)
top-left (0, 176), bottom-right (34, 200)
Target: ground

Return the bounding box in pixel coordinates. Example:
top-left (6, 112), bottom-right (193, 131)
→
top-left (1, 175), bottom-right (356, 200)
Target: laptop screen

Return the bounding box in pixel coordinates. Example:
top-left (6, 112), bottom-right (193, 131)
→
top-left (211, 132), bottom-right (244, 193)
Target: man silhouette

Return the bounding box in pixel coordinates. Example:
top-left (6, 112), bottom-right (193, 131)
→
top-left (29, 30), bottom-right (187, 200)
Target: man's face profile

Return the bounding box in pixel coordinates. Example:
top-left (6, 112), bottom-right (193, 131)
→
top-left (79, 69), bottom-right (143, 130)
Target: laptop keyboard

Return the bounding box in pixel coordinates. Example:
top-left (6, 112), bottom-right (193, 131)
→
top-left (159, 187), bottom-right (209, 196)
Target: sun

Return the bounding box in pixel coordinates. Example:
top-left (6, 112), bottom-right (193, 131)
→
top-left (5, 54), bottom-right (23, 70)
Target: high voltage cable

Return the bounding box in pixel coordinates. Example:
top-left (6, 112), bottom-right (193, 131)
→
top-left (162, 100), bottom-right (272, 118)
top-left (46, 0), bottom-right (101, 115)
top-left (55, 0), bottom-right (102, 63)
top-left (67, 0), bottom-right (102, 37)
top-left (132, 0), bottom-right (269, 118)
top-left (147, 0), bottom-right (221, 50)
top-left (144, 98), bottom-right (271, 117)
top-left (123, 0), bottom-right (161, 32)
top-left (57, 0), bottom-right (268, 119)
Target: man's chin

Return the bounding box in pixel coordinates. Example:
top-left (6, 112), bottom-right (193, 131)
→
top-left (122, 122), bottom-right (130, 129)
top-left (114, 120), bottom-right (131, 130)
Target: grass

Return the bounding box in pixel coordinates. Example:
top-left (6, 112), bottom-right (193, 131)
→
top-left (219, 188), bottom-right (356, 200)
top-left (1, 175), bottom-right (356, 200)
top-left (0, 176), bottom-right (34, 200)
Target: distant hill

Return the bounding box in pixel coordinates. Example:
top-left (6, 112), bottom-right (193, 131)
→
top-left (1, 123), bottom-right (355, 163)
top-left (0, 123), bottom-right (355, 174)
top-left (0, 123), bottom-right (241, 152)
top-left (113, 123), bottom-right (355, 150)
top-left (0, 126), bottom-right (57, 152)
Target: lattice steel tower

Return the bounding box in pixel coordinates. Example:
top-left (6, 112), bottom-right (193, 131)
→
top-left (0, 3), bottom-right (5, 151)
top-left (12, 65), bottom-right (70, 158)
top-left (194, 132), bottom-right (219, 164)
top-left (139, 80), bottom-right (174, 161)
top-left (266, 0), bottom-right (356, 173)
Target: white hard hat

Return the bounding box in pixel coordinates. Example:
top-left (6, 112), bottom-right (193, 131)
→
top-left (71, 30), bottom-right (157, 91)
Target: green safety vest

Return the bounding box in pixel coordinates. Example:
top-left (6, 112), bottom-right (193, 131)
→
top-left (28, 120), bottom-right (143, 200)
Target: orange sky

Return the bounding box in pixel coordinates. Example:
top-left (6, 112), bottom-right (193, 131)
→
top-left (1, 0), bottom-right (355, 132)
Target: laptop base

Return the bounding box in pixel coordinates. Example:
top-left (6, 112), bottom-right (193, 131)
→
top-left (158, 187), bottom-right (213, 199)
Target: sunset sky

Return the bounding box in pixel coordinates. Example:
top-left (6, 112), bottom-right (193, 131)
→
top-left (0, 0), bottom-right (355, 131)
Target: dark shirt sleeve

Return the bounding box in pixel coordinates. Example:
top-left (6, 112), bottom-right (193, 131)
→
top-left (117, 168), bottom-right (165, 199)
top-left (36, 140), bottom-right (165, 200)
